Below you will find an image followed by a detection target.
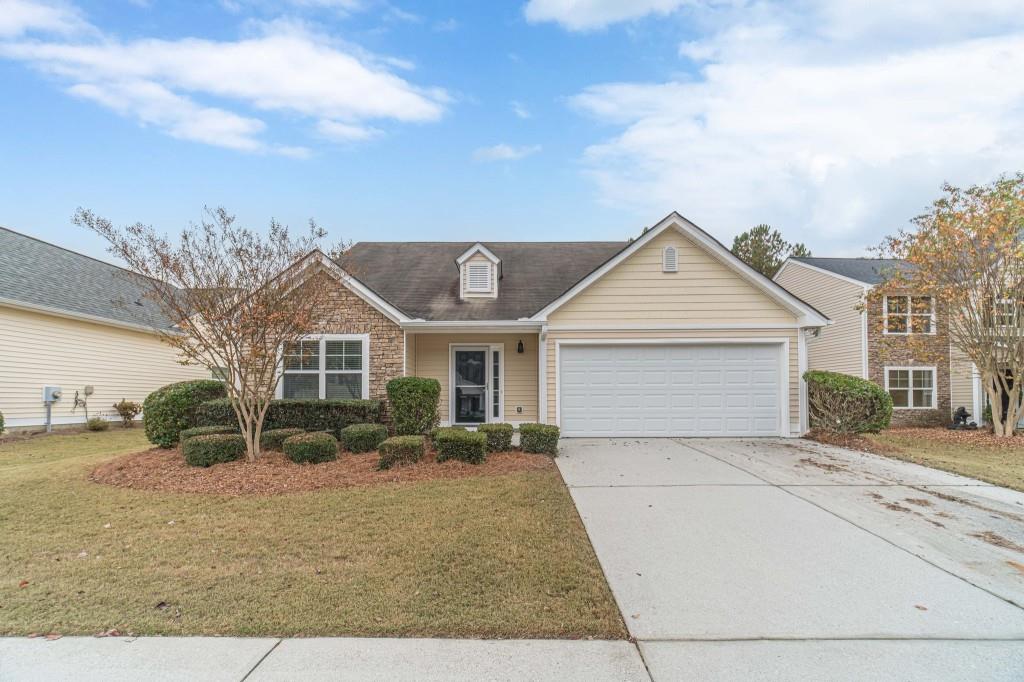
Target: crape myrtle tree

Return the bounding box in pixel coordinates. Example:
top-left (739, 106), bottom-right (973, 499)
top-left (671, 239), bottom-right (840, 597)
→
top-left (731, 224), bottom-right (811, 277)
top-left (75, 207), bottom-right (344, 460)
top-left (870, 174), bottom-right (1024, 436)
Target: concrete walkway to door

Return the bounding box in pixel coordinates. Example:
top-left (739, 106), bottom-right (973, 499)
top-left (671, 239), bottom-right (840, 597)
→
top-left (557, 437), bottom-right (1024, 681)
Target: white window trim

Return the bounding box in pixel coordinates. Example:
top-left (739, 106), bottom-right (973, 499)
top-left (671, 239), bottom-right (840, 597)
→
top-left (662, 245), bottom-right (678, 273)
top-left (884, 365), bottom-right (937, 410)
top-left (448, 343), bottom-right (504, 425)
top-left (465, 262), bottom-right (493, 293)
top-left (277, 333), bottom-right (371, 400)
top-left (883, 295), bottom-right (936, 336)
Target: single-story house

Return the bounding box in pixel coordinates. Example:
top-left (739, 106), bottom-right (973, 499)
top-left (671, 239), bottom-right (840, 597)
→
top-left (0, 226), bottom-right (208, 430)
top-left (292, 212), bottom-right (829, 437)
top-left (774, 256), bottom-right (984, 426)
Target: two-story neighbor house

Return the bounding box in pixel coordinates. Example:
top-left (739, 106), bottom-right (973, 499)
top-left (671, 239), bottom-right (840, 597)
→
top-left (774, 257), bottom-right (983, 426)
top-left (284, 212), bottom-right (829, 437)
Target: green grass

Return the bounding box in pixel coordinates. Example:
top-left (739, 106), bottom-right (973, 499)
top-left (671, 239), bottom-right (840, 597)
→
top-left (866, 430), bottom-right (1024, 492)
top-left (0, 429), bottom-right (624, 638)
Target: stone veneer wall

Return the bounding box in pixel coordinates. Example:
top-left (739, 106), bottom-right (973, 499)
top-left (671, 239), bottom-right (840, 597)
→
top-left (866, 293), bottom-right (950, 427)
top-left (305, 271), bottom-right (405, 409)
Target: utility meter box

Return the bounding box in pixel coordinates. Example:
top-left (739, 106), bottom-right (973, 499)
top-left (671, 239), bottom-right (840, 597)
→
top-left (43, 386), bottom-right (63, 403)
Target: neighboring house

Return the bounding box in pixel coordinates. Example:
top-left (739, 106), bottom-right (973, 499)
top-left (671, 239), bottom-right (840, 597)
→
top-left (774, 257), bottom-right (982, 426)
top-left (288, 213), bottom-right (829, 437)
top-left (0, 227), bottom-right (208, 430)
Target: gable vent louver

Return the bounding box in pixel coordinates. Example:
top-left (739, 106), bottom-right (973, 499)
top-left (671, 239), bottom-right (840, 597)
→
top-left (662, 246), bottom-right (678, 272)
top-left (467, 262), bottom-right (491, 291)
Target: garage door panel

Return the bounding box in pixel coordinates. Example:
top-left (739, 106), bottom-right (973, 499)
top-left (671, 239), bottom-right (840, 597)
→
top-left (559, 343), bottom-right (781, 437)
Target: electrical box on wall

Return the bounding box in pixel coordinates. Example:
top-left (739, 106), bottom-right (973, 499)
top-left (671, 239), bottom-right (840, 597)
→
top-left (516, 406), bottom-right (523, 414)
top-left (43, 386), bottom-right (63, 403)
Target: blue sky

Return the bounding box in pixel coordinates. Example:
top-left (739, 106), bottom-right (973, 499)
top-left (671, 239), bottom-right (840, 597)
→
top-left (1, 0), bottom-right (1022, 263)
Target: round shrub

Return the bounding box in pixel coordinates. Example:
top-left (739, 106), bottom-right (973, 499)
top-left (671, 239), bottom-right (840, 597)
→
top-left (340, 423), bottom-right (388, 453)
top-left (86, 417), bottom-right (110, 432)
top-left (283, 432), bottom-right (338, 464)
top-left (434, 428), bottom-right (487, 465)
top-left (805, 370), bottom-right (893, 434)
top-left (377, 435), bottom-right (425, 470)
top-left (143, 379), bottom-right (227, 448)
top-left (386, 377), bottom-right (441, 435)
top-left (520, 423), bottom-right (560, 455)
top-left (260, 428), bottom-right (305, 452)
top-left (477, 423), bottom-right (513, 452)
top-left (180, 425), bottom-right (237, 441)
top-left (183, 433), bottom-right (246, 467)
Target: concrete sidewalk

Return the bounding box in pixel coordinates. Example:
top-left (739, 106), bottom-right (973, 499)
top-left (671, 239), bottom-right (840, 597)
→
top-left (0, 636), bottom-right (649, 682)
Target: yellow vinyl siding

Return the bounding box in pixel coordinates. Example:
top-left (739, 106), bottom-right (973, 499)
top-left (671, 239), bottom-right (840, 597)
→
top-left (406, 333), bottom-right (538, 423)
top-left (0, 305), bottom-right (208, 426)
top-left (774, 262), bottom-right (866, 377)
top-left (949, 343), bottom-right (975, 414)
top-left (460, 253), bottom-right (498, 299)
top-left (547, 230), bottom-right (794, 325)
top-left (544, 329), bottom-right (801, 432)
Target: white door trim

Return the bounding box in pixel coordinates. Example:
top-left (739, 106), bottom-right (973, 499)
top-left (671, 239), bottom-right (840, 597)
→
top-left (554, 337), bottom-right (790, 437)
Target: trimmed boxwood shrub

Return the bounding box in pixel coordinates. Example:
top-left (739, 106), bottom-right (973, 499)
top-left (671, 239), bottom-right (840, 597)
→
top-left (434, 428), bottom-right (487, 464)
top-left (340, 423), bottom-right (388, 453)
top-left (183, 433), bottom-right (246, 467)
top-left (144, 379), bottom-right (227, 448)
top-left (386, 377), bottom-right (441, 435)
top-left (520, 423), bottom-right (560, 455)
top-left (478, 423), bottom-right (513, 452)
top-left (805, 370), bottom-right (892, 434)
top-left (180, 425), bottom-right (236, 441)
top-left (377, 435), bottom-right (425, 470)
top-left (429, 425), bottom-right (465, 442)
top-left (194, 398), bottom-right (381, 437)
top-left (283, 432), bottom-right (338, 464)
top-left (260, 428), bottom-right (305, 451)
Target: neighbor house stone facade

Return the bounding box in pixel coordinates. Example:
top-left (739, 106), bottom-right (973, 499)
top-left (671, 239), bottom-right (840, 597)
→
top-left (866, 292), bottom-right (950, 427)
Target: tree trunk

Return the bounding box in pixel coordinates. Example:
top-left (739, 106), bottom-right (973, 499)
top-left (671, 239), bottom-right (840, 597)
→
top-left (1003, 385), bottom-right (1022, 438)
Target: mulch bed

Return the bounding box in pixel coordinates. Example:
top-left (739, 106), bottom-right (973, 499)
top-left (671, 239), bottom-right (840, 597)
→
top-left (90, 447), bottom-right (554, 496)
top-left (807, 426), bottom-right (1024, 454)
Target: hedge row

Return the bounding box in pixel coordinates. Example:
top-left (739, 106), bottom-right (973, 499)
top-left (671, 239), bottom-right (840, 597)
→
top-left (194, 398), bottom-right (381, 437)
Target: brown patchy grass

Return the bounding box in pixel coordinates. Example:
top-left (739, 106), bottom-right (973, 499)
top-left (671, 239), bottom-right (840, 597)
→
top-left (864, 427), bottom-right (1024, 492)
top-left (0, 430), bottom-right (624, 639)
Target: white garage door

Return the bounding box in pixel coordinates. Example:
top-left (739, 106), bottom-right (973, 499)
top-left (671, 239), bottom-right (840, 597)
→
top-left (559, 343), bottom-right (782, 437)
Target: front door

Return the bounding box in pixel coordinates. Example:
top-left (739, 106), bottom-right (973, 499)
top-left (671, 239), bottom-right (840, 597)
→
top-left (453, 347), bottom-right (488, 424)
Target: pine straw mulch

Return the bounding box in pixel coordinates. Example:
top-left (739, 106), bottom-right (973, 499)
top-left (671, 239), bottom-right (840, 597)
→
top-left (808, 426), bottom-right (1024, 454)
top-left (90, 447), bottom-right (555, 496)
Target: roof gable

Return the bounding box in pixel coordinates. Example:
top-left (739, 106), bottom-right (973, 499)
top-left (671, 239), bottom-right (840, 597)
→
top-left (530, 213), bottom-right (829, 326)
top-left (781, 257), bottom-right (909, 286)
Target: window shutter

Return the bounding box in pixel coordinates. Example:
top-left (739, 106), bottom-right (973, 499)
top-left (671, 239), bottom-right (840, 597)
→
top-left (662, 246), bottom-right (678, 272)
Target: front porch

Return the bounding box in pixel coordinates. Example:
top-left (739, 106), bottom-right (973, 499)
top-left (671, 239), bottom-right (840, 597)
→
top-left (405, 332), bottom-right (540, 427)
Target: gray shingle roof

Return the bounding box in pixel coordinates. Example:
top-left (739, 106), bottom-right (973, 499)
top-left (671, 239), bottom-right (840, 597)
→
top-left (338, 241), bottom-right (628, 321)
top-left (790, 257), bottom-right (910, 285)
top-left (0, 226), bottom-right (177, 329)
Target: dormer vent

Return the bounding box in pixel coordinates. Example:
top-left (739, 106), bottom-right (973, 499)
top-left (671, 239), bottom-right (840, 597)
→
top-left (456, 243), bottom-right (501, 300)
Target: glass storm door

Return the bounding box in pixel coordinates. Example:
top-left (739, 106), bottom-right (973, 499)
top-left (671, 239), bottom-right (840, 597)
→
top-left (454, 348), bottom-right (488, 424)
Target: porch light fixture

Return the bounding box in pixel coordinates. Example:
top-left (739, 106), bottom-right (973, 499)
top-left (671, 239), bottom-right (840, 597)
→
top-left (517, 340), bottom-right (524, 354)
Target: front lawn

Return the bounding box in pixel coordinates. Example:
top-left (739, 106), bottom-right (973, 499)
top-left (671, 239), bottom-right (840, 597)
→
top-left (865, 428), bottom-right (1024, 492)
top-left (0, 429), bottom-right (624, 639)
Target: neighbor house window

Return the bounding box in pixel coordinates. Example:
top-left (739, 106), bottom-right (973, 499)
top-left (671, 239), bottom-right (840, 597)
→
top-left (992, 298), bottom-right (1018, 327)
top-left (281, 335), bottom-right (368, 400)
top-left (885, 367), bottom-right (935, 409)
top-left (466, 262), bottom-right (492, 292)
top-left (884, 295), bottom-right (934, 334)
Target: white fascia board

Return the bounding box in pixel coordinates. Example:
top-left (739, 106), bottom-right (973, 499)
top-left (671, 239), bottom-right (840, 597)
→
top-left (530, 212), bottom-right (830, 327)
top-left (402, 320), bottom-right (542, 334)
top-left (455, 243), bottom-right (501, 265)
top-left (0, 297), bottom-right (172, 335)
top-left (297, 252), bottom-right (414, 324)
top-left (775, 258), bottom-right (874, 290)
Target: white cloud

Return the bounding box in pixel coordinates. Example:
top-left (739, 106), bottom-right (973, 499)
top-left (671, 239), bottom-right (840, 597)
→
top-left (570, 1), bottom-right (1024, 252)
top-left (511, 100), bottom-right (531, 119)
top-left (0, 3), bottom-right (448, 153)
top-left (317, 119), bottom-right (381, 142)
top-left (0, 0), bottom-right (90, 37)
top-left (473, 144), bottom-right (541, 162)
top-left (524, 0), bottom-right (690, 31)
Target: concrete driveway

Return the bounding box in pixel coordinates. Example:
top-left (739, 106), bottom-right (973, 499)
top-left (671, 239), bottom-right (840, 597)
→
top-left (558, 437), bottom-right (1024, 681)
